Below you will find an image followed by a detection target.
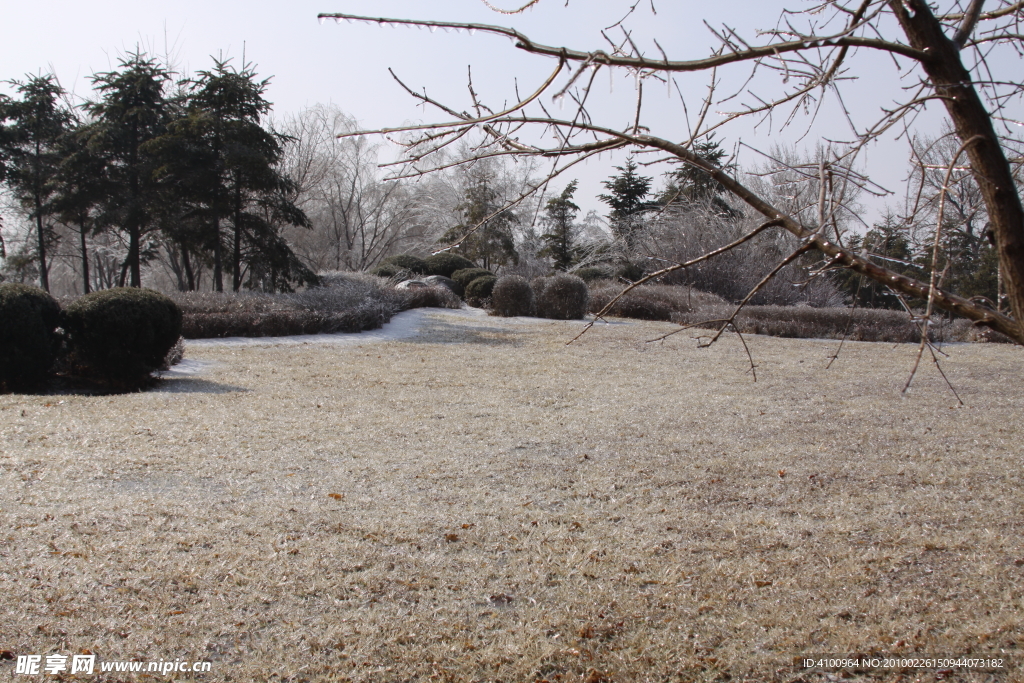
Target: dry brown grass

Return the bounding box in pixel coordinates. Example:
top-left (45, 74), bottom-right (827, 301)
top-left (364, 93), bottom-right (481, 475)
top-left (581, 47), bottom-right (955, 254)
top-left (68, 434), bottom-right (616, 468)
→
top-left (1, 310), bottom-right (1022, 682)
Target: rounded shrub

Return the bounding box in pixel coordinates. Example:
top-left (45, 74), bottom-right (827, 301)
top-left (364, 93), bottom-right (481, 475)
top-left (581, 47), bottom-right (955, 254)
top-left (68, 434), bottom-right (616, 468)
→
top-left (451, 267), bottom-right (495, 290)
top-left (464, 275), bottom-right (497, 305)
top-left (381, 254), bottom-right (428, 275)
top-left (370, 263), bottom-right (399, 278)
top-left (62, 287), bottom-right (183, 386)
top-left (491, 275), bottom-right (535, 317)
top-left (424, 253), bottom-right (476, 278)
top-left (575, 266), bottom-right (612, 283)
top-left (535, 273), bottom-right (590, 320)
top-left (616, 262), bottom-right (646, 283)
top-left (0, 283), bottom-right (62, 391)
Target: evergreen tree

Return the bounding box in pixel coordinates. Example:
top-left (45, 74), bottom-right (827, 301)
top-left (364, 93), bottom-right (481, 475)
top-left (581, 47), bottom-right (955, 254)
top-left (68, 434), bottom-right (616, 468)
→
top-left (658, 135), bottom-right (736, 216)
top-left (923, 221), bottom-right (1000, 306)
top-left (83, 52), bottom-right (171, 288)
top-left (538, 180), bottom-right (582, 271)
top-left (49, 123), bottom-right (106, 293)
top-left (152, 59), bottom-right (310, 291)
top-left (0, 74), bottom-right (74, 291)
top-left (442, 172), bottom-right (519, 271)
top-left (599, 156), bottom-right (656, 252)
top-left (836, 215), bottom-right (918, 309)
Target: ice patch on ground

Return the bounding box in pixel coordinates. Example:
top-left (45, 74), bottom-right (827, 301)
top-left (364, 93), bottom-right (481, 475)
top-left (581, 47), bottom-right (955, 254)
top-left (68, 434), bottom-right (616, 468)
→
top-left (156, 307), bottom-right (624, 388)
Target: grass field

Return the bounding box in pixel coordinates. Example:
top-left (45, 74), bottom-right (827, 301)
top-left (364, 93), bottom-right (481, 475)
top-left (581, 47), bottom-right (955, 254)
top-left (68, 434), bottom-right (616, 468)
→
top-left (1, 308), bottom-right (1022, 682)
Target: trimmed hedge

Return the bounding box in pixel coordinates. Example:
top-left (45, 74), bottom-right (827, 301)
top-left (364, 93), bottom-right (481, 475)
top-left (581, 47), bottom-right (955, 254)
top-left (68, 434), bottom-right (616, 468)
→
top-left (424, 253), bottom-right (476, 278)
top-left (0, 283), bottom-right (62, 391)
top-left (451, 268), bottom-right (495, 290)
top-left (400, 285), bottom-right (463, 310)
top-left (491, 275), bottom-right (535, 317)
top-left (574, 266), bottom-right (612, 283)
top-left (62, 288), bottom-right (183, 386)
top-left (382, 254), bottom-right (429, 275)
top-left (534, 274), bottom-right (590, 320)
top-left (465, 275), bottom-right (497, 304)
top-left (370, 264), bottom-right (400, 278)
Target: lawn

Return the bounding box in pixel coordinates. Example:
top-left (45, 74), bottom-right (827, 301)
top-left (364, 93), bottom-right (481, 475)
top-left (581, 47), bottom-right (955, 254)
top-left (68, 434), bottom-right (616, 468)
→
top-left (1, 308), bottom-right (1022, 682)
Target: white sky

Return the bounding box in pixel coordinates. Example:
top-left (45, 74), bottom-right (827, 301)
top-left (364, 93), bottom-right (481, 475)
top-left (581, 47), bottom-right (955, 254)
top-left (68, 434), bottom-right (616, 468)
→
top-left (3, 1), bottom-right (1020, 227)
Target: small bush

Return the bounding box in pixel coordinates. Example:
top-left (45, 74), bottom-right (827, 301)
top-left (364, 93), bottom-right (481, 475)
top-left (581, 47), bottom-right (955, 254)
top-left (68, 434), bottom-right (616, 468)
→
top-left (465, 275), bottom-right (498, 305)
top-left (574, 266), bottom-right (612, 283)
top-left (615, 262), bottom-right (646, 283)
top-left (424, 253), bottom-right (476, 278)
top-left (401, 285), bottom-right (463, 310)
top-left (62, 288), bottom-right (183, 387)
top-left (534, 274), bottom-right (589, 320)
top-left (587, 283), bottom-right (728, 321)
top-left (161, 336), bottom-right (186, 370)
top-left (423, 275), bottom-right (463, 297)
top-left (370, 264), bottom-right (399, 278)
top-left (451, 268), bottom-right (495, 290)
top-left (490, 275), bottom-right (536, 317)
top-left (382, 254), bottom-right (429, 275)
top-left (0, 283), bottom-right (62, 391)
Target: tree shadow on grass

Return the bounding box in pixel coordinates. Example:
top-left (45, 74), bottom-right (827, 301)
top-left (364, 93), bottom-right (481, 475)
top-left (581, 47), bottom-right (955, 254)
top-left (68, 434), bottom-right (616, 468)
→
top-left (3, 359), bottom-right (247, 396)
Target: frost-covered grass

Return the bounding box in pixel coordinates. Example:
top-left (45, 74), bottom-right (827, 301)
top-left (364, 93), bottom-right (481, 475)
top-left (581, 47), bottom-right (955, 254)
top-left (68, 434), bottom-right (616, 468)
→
top-left (1, 310), bottom-right (1022, 682)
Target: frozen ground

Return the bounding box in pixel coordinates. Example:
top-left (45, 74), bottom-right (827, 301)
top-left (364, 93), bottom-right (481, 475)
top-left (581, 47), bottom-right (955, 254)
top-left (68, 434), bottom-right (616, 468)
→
top-left (3, 312), bottom-right (1021, 682)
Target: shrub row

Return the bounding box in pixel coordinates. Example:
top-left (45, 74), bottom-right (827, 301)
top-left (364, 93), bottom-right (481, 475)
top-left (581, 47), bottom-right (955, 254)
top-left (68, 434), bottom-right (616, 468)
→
top-left (175, 272), bottom-right (459, 340)
top-left (487, 274), bottom-right (589, 320)
top-left (371, 253), bottom-right (477, 279)
top-left (670, 304), bottom-right (1001, 343)
top-left (1, 284), bottom-right (183, 392)
top-left (587, 282), bottom-right (728, 321)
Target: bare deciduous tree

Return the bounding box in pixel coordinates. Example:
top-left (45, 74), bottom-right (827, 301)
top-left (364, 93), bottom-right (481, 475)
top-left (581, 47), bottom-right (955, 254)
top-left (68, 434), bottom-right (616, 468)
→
top-left (278, 104), bottom-right (423, 272)
top-left (319, 0), bottom-right (1024, 344)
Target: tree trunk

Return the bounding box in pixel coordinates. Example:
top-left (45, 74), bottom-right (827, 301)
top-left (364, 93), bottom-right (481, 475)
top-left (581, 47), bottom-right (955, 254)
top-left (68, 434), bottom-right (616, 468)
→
top-left (212, 213), bottom-right (224, 292)
top-left (128, 224), bottom-right (141, 288)
top-left (35, 206), bottom-right (49, 292)
top-left (890, 0), bottom-right (1024, 340)
top-left (78, 219), bottom-right (90, 294)
top-left (182, 246), bottom-right (196, 292)
top-left (128, 120), bottom-right (142, 288)
top-left (233, 180), bottom-right (243, 292)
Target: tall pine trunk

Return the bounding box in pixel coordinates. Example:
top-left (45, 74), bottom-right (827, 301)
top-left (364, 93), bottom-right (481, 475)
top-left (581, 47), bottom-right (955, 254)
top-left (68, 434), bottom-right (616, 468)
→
top-left (78, 218), bottom-right (90, 294)
top-left (232, 178), bottom-right (243, 292)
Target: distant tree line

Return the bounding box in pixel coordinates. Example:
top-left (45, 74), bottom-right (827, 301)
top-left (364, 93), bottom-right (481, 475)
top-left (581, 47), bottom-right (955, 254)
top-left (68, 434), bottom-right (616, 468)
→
top-left (1, 53), bottom-right (1000, 310)
top-left (0, 52), bottom-right (312, 294)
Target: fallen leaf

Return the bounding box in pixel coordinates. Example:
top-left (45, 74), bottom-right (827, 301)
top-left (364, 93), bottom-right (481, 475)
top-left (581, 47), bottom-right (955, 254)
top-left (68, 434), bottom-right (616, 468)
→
top-left (328, 493), bottom-right (343, 500)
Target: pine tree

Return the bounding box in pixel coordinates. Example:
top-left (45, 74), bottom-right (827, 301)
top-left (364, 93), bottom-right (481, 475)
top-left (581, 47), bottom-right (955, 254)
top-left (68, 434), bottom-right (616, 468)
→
top-left (658, 135), bottom-right (731, 206)
top-left (84, 52), bottom-right (171, 288)
top-left (152, 59), bottom-right (310, 291)
top-left (442, 172), bottom-right (519, 271)
top-left (598, 156), bottom-right (656, 252)
top-left (49, 123), bottom-right (106, 293)
top-left (835, 215), bottom-right (918, 309)
top-left (0, 74), bottom-right (74, 291)
top-left (538, 180), bottom-right (581, 271)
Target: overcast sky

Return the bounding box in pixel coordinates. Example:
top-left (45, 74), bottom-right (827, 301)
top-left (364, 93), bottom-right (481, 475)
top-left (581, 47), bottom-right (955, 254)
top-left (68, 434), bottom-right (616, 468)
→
top-left (3, 1), bottom-right (1019, 225)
